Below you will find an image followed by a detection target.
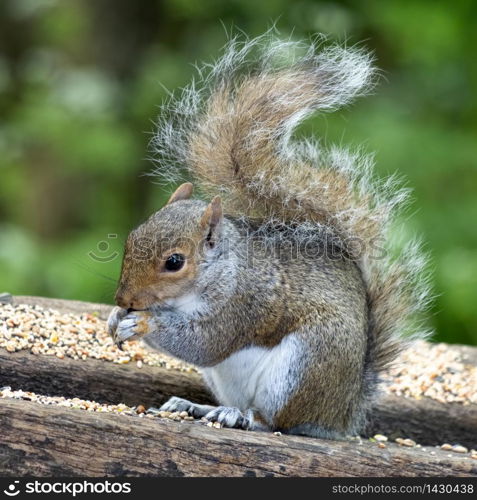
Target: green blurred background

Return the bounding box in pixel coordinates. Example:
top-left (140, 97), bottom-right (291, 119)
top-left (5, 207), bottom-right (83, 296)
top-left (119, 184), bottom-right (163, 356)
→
top-left (0, 0), bottom-right (476, 345)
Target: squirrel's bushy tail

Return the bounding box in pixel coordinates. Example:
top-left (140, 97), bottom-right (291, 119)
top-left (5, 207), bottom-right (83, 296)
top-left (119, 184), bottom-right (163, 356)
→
top-left (152, 33), bottom-right (431, 371)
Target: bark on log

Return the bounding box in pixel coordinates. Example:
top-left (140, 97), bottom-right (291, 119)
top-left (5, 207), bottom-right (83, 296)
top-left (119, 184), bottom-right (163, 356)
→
top-left (1, 347), bottom-right (477, 450)
top-left (372, 394), bottom-right (477, 451)
top-left (0, 398), bottom-right (475, 477)
top-left (0, 349), bottom-right (212, 408)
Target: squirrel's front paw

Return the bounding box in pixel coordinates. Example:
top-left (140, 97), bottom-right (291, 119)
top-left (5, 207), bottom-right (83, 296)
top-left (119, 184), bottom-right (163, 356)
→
top-left (107, 306), bottom-right (128, 338)
top-left (114, 310), bottom-right (155, 345)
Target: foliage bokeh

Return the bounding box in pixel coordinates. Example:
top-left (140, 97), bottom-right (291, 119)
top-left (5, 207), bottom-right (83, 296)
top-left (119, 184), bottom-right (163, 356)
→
top-left (0, 0), bottom-right (476, 345)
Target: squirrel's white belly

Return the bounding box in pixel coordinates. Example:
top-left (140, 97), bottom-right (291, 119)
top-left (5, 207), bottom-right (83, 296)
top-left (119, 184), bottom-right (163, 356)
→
top-left (201, 334), bottom-right (303, 418)
top-left (164, 292), bottom-right (203, 315)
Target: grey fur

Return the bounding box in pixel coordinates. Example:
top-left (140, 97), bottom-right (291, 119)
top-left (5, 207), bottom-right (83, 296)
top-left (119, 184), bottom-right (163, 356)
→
top-left (112, 213), bottom-right (371, 436)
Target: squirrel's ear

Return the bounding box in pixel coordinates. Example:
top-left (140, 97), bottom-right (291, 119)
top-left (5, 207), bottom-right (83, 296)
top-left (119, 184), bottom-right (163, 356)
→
top-left (166, 182), bottom-right (193, 205)
top-left (200, 196), bottom-right (223, 247)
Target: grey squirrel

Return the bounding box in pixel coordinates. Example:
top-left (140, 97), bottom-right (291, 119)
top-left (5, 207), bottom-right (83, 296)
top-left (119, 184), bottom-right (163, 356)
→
top-left (107, 34), bottom-right (430, 438)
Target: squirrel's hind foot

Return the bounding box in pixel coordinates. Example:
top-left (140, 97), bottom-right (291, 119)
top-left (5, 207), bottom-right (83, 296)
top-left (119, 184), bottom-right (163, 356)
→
top-left (152, 397), bottom-right (265, 432)
top-left (204, 406), bottom-right (254, 430)
top-left (153, 396), bottom-right (215, 418)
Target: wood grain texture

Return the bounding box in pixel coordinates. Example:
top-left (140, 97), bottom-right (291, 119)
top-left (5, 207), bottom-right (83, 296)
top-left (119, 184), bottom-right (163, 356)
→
top-left (372, 394), bottom-right (477, 450)
top-left (1, 347), bottom-right (477, 450)
top-left (0, 398), bottom-right (476, 477)
top-left (0, 349), bottom-right (212, 408)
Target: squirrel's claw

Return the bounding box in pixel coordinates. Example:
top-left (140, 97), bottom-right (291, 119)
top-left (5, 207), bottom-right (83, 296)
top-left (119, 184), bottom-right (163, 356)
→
top-left (204, 406), bottom-right (255, 430)
top-left (113, 310), bottom-right (154, 345)
top-left (107, 306), bottom-right (130, 348)
top-left (107, 306), bottom-right (128, 335)
top-left (115, 316), bottom-right (140, 342)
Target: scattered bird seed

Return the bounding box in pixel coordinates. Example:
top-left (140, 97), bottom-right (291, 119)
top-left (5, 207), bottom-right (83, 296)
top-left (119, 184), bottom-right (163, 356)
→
top-left (1, 387), bottom-right (137, 415)
top-left (451, 445), bottom-right (468, 454)
top-left (382, 340), bottom-right (477, 405)
top-left (0, 303), bottom-right (195, 373)
top-left (395, 438), bottom-right (416, 447)
top-left (0, 387), bottom-right (197, 423)
top-left (440, 443), bottom-right (470, 454)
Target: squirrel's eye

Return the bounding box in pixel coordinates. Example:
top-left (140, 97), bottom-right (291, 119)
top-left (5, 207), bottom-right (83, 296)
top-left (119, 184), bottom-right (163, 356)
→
top-left (164, 253), bottom-right (185, 272)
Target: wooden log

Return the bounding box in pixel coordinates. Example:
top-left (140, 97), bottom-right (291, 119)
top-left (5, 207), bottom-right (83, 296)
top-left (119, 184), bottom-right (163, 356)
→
top-left (1, 348), bottom-right (477, 450)
top-left (372, 394), bottom-right (477, 450)
top-left (0, 349), bottom-right (212, 408)
top-left (0, 398), bottom-right (475, 477)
